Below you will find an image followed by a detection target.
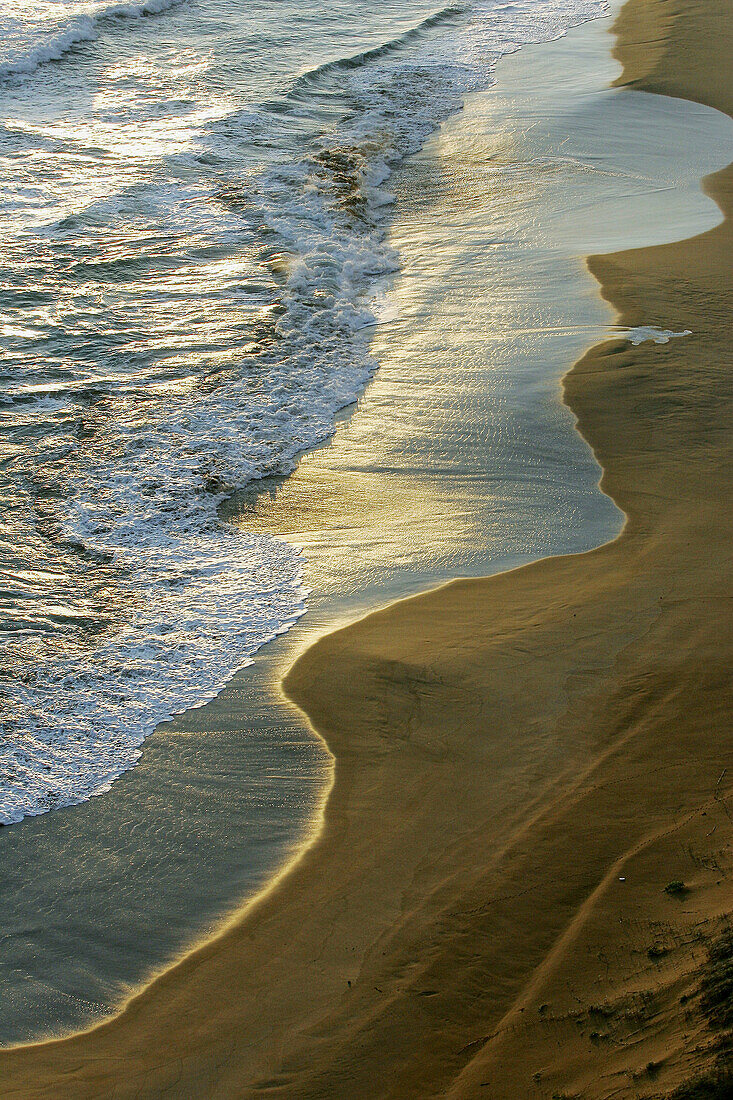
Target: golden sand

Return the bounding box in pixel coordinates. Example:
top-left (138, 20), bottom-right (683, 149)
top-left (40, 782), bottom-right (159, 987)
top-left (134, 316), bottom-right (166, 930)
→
top-left (1, 1), bottom-right (731, 1095)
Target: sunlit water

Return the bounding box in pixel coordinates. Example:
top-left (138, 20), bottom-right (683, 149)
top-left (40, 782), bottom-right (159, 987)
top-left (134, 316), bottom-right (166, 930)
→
top-left (0, 0), bottom-right (610, 824)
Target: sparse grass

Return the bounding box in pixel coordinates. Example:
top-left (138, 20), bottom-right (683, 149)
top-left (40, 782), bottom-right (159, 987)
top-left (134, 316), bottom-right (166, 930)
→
top-left (701, 930), bottom-right (733, 1030)
top-left (667, 1068), bottom-right (733, 1099)
top-left (670, 928), bottom-right (733, 1098)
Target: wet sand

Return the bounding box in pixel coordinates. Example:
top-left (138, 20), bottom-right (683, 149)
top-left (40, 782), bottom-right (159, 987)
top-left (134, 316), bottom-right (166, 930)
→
top-left (1, 0), bottom-right (732, 1096)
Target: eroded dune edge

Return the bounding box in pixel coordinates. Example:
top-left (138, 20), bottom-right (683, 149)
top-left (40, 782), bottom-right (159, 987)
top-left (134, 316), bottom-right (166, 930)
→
top-left (1, 0), bottom-right (732, 1097)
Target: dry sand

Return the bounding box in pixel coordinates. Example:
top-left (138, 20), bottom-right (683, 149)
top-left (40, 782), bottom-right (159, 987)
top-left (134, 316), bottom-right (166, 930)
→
top-left (1, 0), bottom-right (731, 1096)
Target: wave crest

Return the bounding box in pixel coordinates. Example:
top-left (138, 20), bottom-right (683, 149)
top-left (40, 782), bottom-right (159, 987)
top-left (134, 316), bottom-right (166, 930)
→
top-left (0, 0), bottom-right (186, 82)
top-left (292, 4), bottom-right (468, 94)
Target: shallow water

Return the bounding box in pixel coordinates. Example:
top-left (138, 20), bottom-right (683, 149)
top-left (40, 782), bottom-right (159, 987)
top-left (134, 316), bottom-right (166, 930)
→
top-left (2, 0), bottom-right (732, 1046)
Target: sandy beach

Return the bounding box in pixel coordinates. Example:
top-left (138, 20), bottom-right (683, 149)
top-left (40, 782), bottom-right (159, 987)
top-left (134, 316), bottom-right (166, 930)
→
top-left (1, 0), bottom-right (732, 1096)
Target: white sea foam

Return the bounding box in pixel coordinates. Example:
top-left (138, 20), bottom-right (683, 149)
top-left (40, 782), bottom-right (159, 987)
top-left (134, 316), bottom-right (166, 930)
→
top-left (624, 326), bottom-right (693, 345)
top-left (1, 531), bottom-right (307, 825)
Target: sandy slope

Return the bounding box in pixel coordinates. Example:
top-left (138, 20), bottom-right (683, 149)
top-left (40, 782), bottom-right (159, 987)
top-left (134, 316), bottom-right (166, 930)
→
top-left (0, 1), bottom-right (731, 1096)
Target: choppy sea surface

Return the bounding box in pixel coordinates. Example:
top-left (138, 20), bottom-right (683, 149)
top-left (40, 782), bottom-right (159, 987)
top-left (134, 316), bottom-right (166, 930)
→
top-left (0, 0), bottom-right (609, 824)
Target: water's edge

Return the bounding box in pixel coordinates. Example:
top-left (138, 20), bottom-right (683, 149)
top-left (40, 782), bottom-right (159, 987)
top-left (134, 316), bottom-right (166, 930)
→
top-left (3, 0), bottom-right (732, 1045)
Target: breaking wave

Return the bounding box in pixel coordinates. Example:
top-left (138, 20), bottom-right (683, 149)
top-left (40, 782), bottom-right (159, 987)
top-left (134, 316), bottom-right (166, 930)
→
top-left (0, 0), bottom-right (186, 82)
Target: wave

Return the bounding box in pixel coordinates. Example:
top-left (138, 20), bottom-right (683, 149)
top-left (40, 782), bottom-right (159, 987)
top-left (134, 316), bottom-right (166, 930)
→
top-left (0, 0), bottom-right (186, 83)
top-left (291, 4), bottom-right (468, 93)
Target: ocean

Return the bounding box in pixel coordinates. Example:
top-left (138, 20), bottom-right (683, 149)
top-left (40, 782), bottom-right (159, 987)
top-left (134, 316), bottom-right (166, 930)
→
top-left (0, 0), bottom-right (609, 826)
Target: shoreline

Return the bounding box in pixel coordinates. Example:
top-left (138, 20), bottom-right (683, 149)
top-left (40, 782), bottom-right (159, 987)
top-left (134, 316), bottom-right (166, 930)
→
top-left (0, 1), bottom-right (639, 1046)
top-left (1, 1), bottom-right (731, 1096)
